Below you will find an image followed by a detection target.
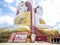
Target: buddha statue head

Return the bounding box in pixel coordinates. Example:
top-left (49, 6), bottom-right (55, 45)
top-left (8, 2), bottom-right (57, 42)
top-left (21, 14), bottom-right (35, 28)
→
top-left (35, 6), bottom-right (43, 17)
top-left (16, 1), bottom-right (28, 15)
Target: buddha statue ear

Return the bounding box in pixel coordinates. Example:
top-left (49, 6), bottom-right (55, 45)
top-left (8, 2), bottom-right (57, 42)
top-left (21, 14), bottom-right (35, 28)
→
top-left (34, 8), bottom-right (37, 13)
top-left (16, 8), bottom-right (19, 15)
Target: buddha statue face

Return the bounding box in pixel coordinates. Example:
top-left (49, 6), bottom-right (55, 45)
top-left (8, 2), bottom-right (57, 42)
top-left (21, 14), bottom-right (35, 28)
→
top-left (36, 6), bottom-right (43, 17)
top-left (17, 1), bottom-right (28, 15)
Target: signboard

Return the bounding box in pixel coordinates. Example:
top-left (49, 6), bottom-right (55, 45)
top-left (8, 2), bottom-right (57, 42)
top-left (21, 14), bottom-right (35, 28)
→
top-left (14, 32), bottom-right (28, 42)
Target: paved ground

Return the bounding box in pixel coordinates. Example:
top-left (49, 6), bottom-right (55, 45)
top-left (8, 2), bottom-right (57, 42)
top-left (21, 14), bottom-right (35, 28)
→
top-left (0, 43), bottom-right (60, 45)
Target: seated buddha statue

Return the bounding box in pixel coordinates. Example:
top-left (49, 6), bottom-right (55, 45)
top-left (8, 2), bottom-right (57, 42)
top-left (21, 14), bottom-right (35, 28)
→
top-left (34, 6), bottom-right (59, 36)
top-left (34, 6), bottom-right (45, 26)
top-left (15, 1), bottom-right (32, 26)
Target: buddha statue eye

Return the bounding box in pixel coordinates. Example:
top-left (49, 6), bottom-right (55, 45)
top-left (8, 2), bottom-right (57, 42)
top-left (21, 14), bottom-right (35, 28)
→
top-left (21, 4), bottom-right (24, 7)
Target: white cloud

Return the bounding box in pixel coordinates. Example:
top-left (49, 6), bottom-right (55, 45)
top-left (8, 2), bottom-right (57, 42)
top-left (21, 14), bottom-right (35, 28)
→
top-left (8, 6), bottom-right (16, 12)
top-left (39, 0), bottom-right (60, 26)
top-left (4, 0), bottom-right (13, 3)
top-left (0, 15), bottom-right (14, 27)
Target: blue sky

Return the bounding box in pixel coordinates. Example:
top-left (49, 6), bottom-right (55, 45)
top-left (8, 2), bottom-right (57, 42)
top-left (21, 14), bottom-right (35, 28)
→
top-left (0, 0), bottom-right (22, 16)
top-left (0, 0), bottom-right (23, 28)
top-left (0, 0), bottom-right (60, 32)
